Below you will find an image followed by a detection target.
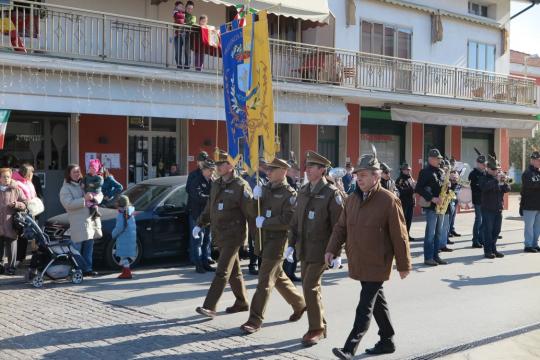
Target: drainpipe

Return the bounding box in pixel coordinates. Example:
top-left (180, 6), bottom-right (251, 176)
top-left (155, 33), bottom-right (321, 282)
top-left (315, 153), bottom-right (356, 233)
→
top-left (511, 0), bottom-right (540, 20)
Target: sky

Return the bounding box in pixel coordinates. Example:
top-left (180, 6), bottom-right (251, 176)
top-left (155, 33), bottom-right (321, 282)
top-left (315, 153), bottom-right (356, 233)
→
top-left (510, 2), bottom-right (540, 55)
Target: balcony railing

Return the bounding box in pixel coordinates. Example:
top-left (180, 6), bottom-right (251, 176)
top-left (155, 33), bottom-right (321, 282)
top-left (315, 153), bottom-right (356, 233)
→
top-left (0, 0), bottom-right (536, 106)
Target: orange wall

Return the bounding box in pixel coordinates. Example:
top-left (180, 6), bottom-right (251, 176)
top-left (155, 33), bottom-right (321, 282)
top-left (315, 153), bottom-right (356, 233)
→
top-left (78, 115), bottom-right (127, 186)
top-left (188, 120), bottom-right (227, 172)
top-left (346, 104), bottom-right (360, 165)
top-left (411, 123), bottom-right (424, 216)
top-left (300, 125), bottom-right (318, 169)
top-left (451, 126), bottom-right (462, 161)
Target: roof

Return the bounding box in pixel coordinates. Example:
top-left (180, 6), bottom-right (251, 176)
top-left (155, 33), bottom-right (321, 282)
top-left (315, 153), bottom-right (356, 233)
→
top-left (511, 50), bottom-right (540, 68)
top-left (139, 175), bottom-right (188, 187)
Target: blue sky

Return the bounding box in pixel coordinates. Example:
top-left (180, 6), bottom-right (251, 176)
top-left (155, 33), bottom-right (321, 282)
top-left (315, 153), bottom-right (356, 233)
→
top-left (511, 2), bottom-right (540, 55)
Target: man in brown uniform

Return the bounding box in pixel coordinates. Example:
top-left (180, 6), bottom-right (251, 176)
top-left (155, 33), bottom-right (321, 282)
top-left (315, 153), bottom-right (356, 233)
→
top-left (239, 158), bottom-right (307, 334)
top-left (288, 151), bottom-right (344, 346)
top-left (194, 150), bottom-right (254, 318)
top-left (325, 150), bottom-right (411, 360)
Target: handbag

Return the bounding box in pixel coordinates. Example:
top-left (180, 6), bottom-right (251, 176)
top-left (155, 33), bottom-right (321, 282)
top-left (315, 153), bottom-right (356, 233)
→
top-left (27, 197), bottom-right (45, 217)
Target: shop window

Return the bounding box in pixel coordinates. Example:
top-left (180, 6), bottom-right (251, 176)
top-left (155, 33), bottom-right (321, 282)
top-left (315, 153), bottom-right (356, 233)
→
top-left (275, 124), bottom-right (291, 160)
top-left (151, 118), bottom-right (177, 132)
top-left (129, 117), bottom-right (149, 131)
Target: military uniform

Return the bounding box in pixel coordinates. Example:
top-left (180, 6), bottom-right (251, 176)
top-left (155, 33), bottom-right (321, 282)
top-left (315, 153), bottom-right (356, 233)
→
top-left (289, 151), bottom-right (344, 338)
top-left (197, 151), bottom-right (254, 313)
top-left (244, 158), bottom-right (306, 330)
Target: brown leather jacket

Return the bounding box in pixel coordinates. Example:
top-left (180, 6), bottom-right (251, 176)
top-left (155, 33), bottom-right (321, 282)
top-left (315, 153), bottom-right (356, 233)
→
top-left (289, 177), bottom-right (343, 263)
top-left (326, 183), bottom-right (412, 282)
top-left (197, 172), bottom-right (255, 248)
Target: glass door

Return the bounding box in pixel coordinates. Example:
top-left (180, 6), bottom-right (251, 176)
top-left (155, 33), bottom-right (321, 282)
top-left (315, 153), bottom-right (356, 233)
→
top-left (318, 125), bottom-right (339, 166)
top-left (129, 135), bottom-right (150, 184)
top-left (424, 124), bottom-right (446, 166)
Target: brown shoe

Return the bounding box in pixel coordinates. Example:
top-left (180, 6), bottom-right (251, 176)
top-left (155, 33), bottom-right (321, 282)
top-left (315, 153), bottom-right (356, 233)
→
top-left (289, 307), bottom-right (307, 322)
top-left (196, 306), bottom-right (216, 318)
top-left (302, 329), bottom-right (326, 347)
top-left (225, 304), bottom-right (249, 314)
top-left (240, 321), bottom-right (261, 334)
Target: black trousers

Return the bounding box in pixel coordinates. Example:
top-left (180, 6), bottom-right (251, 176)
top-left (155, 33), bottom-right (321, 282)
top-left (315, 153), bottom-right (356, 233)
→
top-left (344, 281), bottom-right (395, 355)
top-left (402, 202), bottom-right (414, 235)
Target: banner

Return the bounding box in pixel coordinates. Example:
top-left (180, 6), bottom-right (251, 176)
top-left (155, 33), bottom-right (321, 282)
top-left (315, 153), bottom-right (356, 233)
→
top-left (0, 109), bottom-right (10, 150)
top-left (220, 11), bottom-right (275, 173)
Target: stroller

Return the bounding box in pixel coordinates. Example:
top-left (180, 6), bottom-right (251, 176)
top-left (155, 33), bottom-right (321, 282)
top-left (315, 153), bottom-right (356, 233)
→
top-left (15, 212), bottom-right (85, 288)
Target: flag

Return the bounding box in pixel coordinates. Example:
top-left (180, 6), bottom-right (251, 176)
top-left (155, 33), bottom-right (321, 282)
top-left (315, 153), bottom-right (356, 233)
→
top-left (0, 110), bottom-right (11, 150)
top-left (220, 11), bottom-right (275, 174)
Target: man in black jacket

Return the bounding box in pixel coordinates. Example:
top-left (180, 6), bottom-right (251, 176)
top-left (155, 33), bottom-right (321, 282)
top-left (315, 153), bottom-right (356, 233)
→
top-left (481, 157), bottom-right (510, 259)
top-left (468, 154), bottom-right (487, 248)
top-left (396, 163), bottom-right (416, 241)
top-left (380, 163), bottom-right (399, 197)
top-left (187, 156), bottom-right (216, 273)
top-left (415, 149), bottom-right (448, 266)
top-left (521, 151), bottom-right (540, 253)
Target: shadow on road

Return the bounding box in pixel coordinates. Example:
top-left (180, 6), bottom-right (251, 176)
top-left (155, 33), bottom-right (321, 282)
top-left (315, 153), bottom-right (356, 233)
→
top-left (441, 272), bottom-right (540, 290)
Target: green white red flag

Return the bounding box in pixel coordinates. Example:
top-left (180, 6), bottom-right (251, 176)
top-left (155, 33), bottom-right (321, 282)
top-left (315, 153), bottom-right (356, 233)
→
top-left (0, 110), bottom-right (10, 150)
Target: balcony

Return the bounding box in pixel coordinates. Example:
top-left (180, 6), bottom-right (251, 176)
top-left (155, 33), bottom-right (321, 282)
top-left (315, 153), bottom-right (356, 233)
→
top-left (0, 0), bottom-right (536, 107)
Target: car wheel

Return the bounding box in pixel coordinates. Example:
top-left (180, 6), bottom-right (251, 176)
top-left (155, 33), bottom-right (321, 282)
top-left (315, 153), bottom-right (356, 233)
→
top-left (104, 238), bottom-right (143, 269)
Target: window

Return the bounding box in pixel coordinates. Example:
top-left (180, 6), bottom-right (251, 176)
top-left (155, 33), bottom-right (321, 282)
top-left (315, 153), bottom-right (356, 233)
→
top-left (361, 21), bottom-right (411, 59)
top-left (468, 41), bottom-right (496, 71)
top-left (163, 186), bottom-right (187, 208)
top-left (468, 2), bottom-right (488, 17)
top-left (122, 184), bottom-right (169, 211)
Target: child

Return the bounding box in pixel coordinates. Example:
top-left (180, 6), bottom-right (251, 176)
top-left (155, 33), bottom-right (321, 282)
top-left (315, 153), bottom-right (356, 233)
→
top-left (173, 1), bottom-right (186, 68)
top-left (195, 14), bottom-right (208, 71)
top-left (112, 195), bottom-right (137, 279)
top-left (83, 159), bottom-right (104, 220)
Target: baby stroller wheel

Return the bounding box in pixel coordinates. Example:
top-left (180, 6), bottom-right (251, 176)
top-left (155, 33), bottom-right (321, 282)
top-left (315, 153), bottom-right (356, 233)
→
top-left (32, 276), bottom-right (44, 288)
top-left (71, 270), bottom-right (84, 284)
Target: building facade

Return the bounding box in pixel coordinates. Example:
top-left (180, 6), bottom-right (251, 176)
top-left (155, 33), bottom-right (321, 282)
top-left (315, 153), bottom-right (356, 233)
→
top-left (0, 0), bottom-right (538, 218)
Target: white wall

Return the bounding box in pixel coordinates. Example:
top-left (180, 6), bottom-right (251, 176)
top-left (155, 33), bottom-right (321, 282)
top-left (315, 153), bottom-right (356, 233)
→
top-left (330, 0), bottom-right (510, 73)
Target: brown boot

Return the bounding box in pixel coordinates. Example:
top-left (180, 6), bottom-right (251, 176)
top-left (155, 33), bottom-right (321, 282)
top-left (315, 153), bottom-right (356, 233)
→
top-left (289, 307), bottom-right (307, 322)
top-left (225, 304), bottom-right (249, 314)
top-left (196, 306), bottom-right (217, 318)
top-left (240, 321), bottom-right (261, 334)
top-left (302, 328), bottom-right (326, 347)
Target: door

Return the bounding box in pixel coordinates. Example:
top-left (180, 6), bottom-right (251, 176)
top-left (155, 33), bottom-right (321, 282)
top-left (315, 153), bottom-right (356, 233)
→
top-left (129, 135), bottom-right (150, 184)
top-left (152, 186), bottom-right (189, 257)
top-left (424, 124), bottom-right (446, 166)
top-left (318, 125), bottom-right (339, 166)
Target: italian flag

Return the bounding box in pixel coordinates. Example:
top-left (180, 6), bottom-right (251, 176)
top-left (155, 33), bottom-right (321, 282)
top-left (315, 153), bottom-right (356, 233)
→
top-left (0, 110), bottom-right (10, 150)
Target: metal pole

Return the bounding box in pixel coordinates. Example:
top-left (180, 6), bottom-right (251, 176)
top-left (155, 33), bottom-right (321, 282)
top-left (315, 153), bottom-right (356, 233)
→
top-left (522, 137), bottom-right (527, 172)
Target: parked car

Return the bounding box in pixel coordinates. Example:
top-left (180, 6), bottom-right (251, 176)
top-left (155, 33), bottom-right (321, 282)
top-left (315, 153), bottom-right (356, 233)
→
top-left (45, 176), bottom-right (190, 268)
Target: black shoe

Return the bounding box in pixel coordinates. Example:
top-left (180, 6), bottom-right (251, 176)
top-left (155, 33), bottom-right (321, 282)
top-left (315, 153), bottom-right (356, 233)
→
top-left (448, 233), bottom-right (454, 238)
top-left (434, 257), bottom-right (448, 265)
top-left (447, 240), bottom-right (455, 245)
top-left (0, 264), bottom-right (4, 275)
top-left (408, 237), bottom-right (415, 242)
top-left (497, 235), bottom-right (502, 239)
top-left (424, 259), bottom-right (438, 266)
top-left (83, 271), bottom-right (99, 277)
top-left (195, 265), bottom-right (206, 274)
top-left (484, 253), bottom-right (496, 259)
top-left (248, 267), bottom-right (259, 276)
top-left (440, 247), bottom-right (453, 252)
top-left (534, 246), bottom-right (540, 252)
top-left (365, 340), bottom-right (396, 355)
top-left (203, 264), bottom-right (216, 272)
top-left (451, 231), bottom-right (461, 237)
top-left (472, 244), bottom-right (483, 249)
top-left (332, 348), bottom-right (353, 360)
top-left (524, 247), bottom-right (538, 253)
top-left (207, 259), bottom-right (216, 265)
top-left (5, 267), bottom-right (16, 276)
top-left (494, 251), bottom-right (505, 258)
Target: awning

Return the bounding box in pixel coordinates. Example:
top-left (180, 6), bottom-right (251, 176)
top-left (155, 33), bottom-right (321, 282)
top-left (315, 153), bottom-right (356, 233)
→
top-left (200, 0), bottom-right (331, 23)
top-left (391, 106), bottom-right (539, 130)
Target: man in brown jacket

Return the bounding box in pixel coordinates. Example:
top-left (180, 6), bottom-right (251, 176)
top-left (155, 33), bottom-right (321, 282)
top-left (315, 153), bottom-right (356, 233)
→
top-left (325, 150), bottom-right (411, 360)
top-left (288, 151), bottom-right (344, 346)
top-left (240, 158), bottom-right (306, 334)
top-left (194, 150), bottom-right (254, 318)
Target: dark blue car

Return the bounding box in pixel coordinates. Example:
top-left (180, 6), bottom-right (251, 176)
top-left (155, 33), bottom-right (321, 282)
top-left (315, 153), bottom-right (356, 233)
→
top-left (45, 176), bottom-right (190, 268)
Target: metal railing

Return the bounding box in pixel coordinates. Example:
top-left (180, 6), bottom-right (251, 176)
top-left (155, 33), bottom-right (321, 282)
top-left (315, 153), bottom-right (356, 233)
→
top-left (0, 0), bottom-right (536, 106)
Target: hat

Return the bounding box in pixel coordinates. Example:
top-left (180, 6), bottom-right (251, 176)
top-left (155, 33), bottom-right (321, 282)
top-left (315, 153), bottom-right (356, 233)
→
top-left (267, 157), bottom-right (290, 170)
top-left (305, 151), bottom-right (331, 167)
top-left (117, 195), bottom-right (131, 208)
top-left (201, 159), bottom-right (216, 170)
top-left (197, 151), bottom-right (209, 162)
top-left (442, 159), bottom-right (451, 167)
top-left (287, 159), bottom-right (300, 171)
top-left (380, 163), bottom-right (392, 172)
top-left (88, 158), bottom-right (102, 172)
top-left (214, 149), bottom-right (230, 164)
top-left (474, 148), bottom-right (486, 164)
top-left (400, 163), bottom-right (411, 170)
top-left (530, 151), bottom-right (540, 160)
top-left (354, 144), bottom-right (381, 172)
top-left (486, 155), bottom-right (501, 170)
top-left (428, 149), bottom-right (443, 159)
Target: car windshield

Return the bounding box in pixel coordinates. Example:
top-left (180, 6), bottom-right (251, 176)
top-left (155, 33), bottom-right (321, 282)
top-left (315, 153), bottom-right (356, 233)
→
top-left (116, 184), bottom-right (170, 211)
